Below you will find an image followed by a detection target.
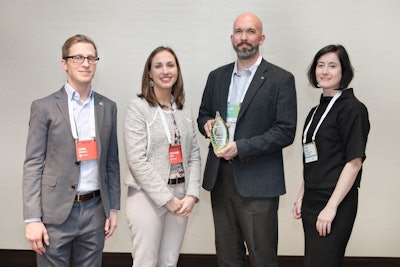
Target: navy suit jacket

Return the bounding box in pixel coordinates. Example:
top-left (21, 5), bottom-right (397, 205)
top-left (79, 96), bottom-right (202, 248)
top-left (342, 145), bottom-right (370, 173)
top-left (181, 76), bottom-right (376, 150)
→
top-left (198, 59), bottom-right (297, 198)
top-left (23, 87), bottom-right (120, 225)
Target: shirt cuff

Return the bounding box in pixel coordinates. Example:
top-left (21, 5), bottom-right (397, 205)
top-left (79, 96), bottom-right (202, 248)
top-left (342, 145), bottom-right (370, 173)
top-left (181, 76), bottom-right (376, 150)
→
top-left (25, 218), bottom-right (41, 223)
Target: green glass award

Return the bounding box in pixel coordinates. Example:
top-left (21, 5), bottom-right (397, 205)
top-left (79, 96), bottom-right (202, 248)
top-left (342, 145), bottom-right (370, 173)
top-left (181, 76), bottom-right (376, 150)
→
top-left (210, 111), bottom-right (229, 153)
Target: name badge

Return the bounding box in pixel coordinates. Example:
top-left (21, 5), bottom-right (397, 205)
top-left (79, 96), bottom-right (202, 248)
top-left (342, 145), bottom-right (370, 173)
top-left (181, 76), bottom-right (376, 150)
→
top-left (227, 103), bottom-right (240, 123)
top-left (76, 139), bottom-right (98, 161)
top-left (303, 142), bottom-right (318, 163)
top-left (169, 145), bottom-right (183, 164)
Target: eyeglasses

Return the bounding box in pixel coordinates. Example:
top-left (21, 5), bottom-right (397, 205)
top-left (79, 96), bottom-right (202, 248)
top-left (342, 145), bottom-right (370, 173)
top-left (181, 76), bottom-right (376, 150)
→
top-left (64, 55), bottom-right (100, 65)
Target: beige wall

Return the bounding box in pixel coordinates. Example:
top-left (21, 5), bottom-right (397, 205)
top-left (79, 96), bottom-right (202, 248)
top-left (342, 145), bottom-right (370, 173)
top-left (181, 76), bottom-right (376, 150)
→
top-left (1, 0), bottom-right (399, 257)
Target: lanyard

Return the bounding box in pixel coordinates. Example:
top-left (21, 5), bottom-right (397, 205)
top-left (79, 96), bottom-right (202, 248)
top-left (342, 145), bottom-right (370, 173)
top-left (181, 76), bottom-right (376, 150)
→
top-left (159, 105), bottom-right (178, 145)
top-left (67, 95), bottom-right (96, 140)
top-left (302, 90), bottom-right (342, 144)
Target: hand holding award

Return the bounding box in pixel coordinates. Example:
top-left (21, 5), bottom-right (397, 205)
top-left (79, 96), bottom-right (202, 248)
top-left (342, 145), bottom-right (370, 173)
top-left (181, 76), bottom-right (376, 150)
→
top-left (210, 111), bottom-right (229, 153)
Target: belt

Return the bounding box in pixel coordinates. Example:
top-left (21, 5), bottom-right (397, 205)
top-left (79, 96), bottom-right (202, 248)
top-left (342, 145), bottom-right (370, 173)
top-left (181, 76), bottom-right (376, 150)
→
top-left (75, 190), bottom-right (100, 202)
top-left (167, 177), bottom-right (185, 185)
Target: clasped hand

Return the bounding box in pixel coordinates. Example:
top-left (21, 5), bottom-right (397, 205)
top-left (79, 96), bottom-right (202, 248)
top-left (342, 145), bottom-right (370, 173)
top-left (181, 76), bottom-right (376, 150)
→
top-left (164, 196), bottom-right (196, 217)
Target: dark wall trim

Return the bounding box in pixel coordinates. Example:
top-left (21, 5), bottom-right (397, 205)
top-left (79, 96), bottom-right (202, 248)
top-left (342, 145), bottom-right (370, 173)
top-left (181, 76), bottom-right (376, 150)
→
top-left (0, 250), bottom-right (399, 267)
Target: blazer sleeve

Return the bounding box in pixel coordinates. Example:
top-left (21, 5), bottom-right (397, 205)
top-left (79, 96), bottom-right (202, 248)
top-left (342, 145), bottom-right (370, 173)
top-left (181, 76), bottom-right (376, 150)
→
top-left (183, 108), bottom-right (201, 200)
top-left (23, 100), bottom-right (48, 220)
top-left (106, 102), bottom-right (121, 210)
top-left (197, 70), bottom-right (216, 138)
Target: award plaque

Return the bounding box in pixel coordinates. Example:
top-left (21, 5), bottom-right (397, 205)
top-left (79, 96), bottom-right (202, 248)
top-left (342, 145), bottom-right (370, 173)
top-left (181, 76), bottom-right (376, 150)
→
top-left (210, 111), bottom-right (229, 152)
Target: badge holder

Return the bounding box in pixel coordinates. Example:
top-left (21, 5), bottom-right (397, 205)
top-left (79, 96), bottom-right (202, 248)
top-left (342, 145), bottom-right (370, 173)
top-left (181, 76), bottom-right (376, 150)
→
top-left (76, 139), bottom-right (98, 161)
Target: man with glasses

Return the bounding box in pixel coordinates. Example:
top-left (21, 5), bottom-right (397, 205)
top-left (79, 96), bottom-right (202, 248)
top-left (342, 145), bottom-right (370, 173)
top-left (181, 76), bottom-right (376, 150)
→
top-left (23, 34), bottom-right (120, 267)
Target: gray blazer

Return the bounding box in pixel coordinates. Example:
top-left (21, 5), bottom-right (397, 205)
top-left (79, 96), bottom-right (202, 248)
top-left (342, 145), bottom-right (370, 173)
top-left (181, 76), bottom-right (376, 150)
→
top-left (23, 87), bottom-right (120, 225)
top-left (198, 59), bottom-right (297, 198)
top-left (124, 98), bottom-right (201, 207)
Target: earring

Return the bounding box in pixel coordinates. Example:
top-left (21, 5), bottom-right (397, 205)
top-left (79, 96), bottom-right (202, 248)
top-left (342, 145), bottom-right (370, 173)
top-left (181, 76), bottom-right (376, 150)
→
top-left (150, 78), bottom-right (154, 88)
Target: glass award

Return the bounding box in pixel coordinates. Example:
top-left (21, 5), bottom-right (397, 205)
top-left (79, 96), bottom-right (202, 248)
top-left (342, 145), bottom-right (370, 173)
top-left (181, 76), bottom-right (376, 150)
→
top-left (210, 111), bottom-right (229, 152)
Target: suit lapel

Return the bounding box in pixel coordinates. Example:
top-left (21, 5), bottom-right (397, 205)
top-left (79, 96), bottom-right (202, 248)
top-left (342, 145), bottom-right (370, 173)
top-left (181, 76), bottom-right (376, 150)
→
top-left (220, 64), bottom-right (234, 121)
top-left (55, 87), bottom-right (73, 138)
top-left (94, 93), bottom-right (104, 157)
top-left (237, 60), bottom-right (269, 121)
top-left (94, 93), bottom-right (104, 132)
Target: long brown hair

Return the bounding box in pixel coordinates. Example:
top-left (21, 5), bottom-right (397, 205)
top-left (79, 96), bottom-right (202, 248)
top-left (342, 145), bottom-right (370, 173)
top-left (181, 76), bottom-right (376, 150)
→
top-left (138, 46), bottom-right (185, 109)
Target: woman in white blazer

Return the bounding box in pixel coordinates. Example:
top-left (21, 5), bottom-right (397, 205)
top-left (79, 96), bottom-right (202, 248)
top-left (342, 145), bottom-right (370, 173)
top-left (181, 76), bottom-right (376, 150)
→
top-left (124, 46), bottom-right (201, 267)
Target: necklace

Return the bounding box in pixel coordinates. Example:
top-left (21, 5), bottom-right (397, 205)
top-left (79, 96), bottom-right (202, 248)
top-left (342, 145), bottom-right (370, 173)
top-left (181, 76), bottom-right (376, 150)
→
top-left (158, 102), bottom-right (172, 111)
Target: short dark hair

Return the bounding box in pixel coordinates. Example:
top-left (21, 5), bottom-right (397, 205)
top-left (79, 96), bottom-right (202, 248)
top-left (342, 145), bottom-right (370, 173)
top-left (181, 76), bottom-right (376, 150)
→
top-left (139, 46), bottom-right (185, 109)
top-left (307, 44), bottom-right (354, 89)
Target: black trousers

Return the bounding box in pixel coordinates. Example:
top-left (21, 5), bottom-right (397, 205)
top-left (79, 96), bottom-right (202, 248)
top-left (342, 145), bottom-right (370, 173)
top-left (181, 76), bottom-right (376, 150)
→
top-left (302, 186), bottom-right (358, 267)
top-left (211, 161), bottom-right (279, 267)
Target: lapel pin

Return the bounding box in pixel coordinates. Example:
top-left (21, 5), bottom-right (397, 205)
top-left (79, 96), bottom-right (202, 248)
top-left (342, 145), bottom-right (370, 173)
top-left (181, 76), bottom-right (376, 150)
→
top-left (261, 76), bottom-right (265, 80)
top-left (99, 102), bottom-right (103, 106)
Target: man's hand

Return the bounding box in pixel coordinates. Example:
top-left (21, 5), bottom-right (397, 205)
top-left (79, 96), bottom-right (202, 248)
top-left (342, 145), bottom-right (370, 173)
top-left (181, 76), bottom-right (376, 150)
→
top-left (25, 221), bottom-right (49, 255)
top-left (203, 119), bottom-right (215, 138)
top-left (105, 210), bottom-right (118, 240)
top-left (215, 141), bottom-right (238, 161)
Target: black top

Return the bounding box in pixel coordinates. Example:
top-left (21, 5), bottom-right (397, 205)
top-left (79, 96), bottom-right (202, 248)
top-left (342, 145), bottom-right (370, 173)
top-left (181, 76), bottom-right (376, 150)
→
top-left (302, 88), bottom-right (370, 189)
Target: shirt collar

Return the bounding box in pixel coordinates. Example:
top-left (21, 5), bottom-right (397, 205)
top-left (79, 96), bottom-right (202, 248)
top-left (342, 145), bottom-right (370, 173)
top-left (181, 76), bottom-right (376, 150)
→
top-left (233, 55), bottom-right (263, 75)
top-left (64, 82), bottom-right (94, 103)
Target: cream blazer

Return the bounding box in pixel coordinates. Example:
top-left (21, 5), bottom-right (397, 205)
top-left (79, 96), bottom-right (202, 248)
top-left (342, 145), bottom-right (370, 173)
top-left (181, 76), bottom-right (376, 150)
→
top-left (124, 97), bottom-right (201, 207)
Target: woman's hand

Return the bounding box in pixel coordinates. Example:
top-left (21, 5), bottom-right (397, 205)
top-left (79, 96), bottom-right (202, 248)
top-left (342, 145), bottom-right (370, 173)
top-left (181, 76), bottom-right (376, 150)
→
top-left (292, 199), bottom-right (302, 219)
top-left (316, 204), bottom-right (337, 236)
top-left (176, 196), bottom-right (197, 217)
top-left (164, 197), bottom-right (182, 214)
top-left (293, 182), bottom-right (304, 220)
top-left (315, 158), bottom-right (362, 236)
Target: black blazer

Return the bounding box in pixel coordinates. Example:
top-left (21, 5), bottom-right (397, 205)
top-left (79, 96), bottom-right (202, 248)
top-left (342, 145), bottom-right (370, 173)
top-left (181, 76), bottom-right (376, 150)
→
top-left (197, 59), bottom-right (297, 198)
